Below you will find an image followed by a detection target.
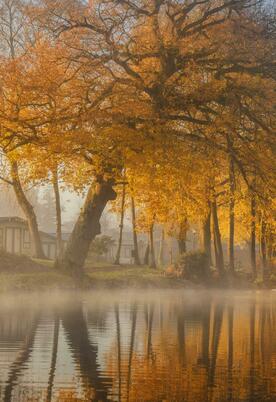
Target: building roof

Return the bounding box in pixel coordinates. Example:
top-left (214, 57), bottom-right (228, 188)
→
top-left (0, 216), bottom-right (26, 224)
top-left (0, 216), bottom-right (56, 242)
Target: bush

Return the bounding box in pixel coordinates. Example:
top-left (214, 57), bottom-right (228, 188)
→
top-left (178, 251), bottom-right (210, 282)
top-left (90, 235), bottom-right (115, 256)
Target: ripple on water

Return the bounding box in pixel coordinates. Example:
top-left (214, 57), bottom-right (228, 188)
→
top-left (0, 290), bottom-right (275, 401)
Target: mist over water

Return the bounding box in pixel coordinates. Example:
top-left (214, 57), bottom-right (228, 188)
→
top-left (0, 290), bottom-right (275, 402)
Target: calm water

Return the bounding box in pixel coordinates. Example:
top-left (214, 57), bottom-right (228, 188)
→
top-left (0, 290), bottom-right (275, 402)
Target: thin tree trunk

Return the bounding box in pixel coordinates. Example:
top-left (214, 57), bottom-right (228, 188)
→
top-left (114, 183), bottom-right (126, 265)
top-left (250, 194), bottom-right (257, 279)
top-left (131, 197), bottom-right (140, 265)
top-left (10, 161), bottom-right (45, 259)
top-left (158, 227), bottom-right (165, 268)
top-left (149, 223), bottom-right (156, 269)
top-left (202, 210), bottom-right (212, 272)
top-left (266, 227), bottom-right (273, 265)
top-left (143, 242), bottom-right (150, 265)
top-left (59, 177), bottom-right (116, 275)
top-left (229, 155), bottom-right (235, 274)
top-left (213, 230), bottom-right (219, 268)
top-left (52, 168), bottom-right (63, 261)
top-left (260, 214), bottom-right (268, 282)
top-left (211, 199), bottom-right (225, 275)
top-left (178, 218), bottom-right (187, 255)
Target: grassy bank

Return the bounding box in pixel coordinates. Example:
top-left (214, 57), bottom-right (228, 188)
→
top-left (0, 253), bottom-right (193, 291)
top-left (0, 253), bottom-right (274, 292)
top-left (85, 264), bottom-right (193, 289)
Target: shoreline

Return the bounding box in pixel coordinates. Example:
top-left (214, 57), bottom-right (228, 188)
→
top-left (0, 253), bottom-right (274, 292)
top-left (0, 268), bottom-right (270, 293)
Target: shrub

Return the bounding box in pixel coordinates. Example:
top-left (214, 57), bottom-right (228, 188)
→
top-left (90, 235), bottom-right (115, 256)
top-left (178, 251), bottom-right (210, 282)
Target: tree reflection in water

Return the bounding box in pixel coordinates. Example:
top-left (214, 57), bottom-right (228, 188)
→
top-left (0, 291), bottom-right (275, 402)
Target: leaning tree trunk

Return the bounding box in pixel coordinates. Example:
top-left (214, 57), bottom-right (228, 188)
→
top-left (250, 194), bottom-right (257, 279)
top-left (149, 223), bottom-right (156, 269)
top-left (131, 197), bottom-right (141, 265)
top-left (114, 183), bottom-right (126, 265)
top-left (178, 218), bottom-right (187, 255)
top-left (59, 177), bottom-right (116, 275)
top-left (211, 200), bottom-right (225, 275)
top-left (52, 168), bottom-right (63, 261)
top-left (10, 161), bottom-right (45, 259)
top-left (228, 155), bottom-right (235, 274)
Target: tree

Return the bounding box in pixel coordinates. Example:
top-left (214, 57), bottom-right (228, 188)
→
top-left (0, 0), bottom-right (274, 276)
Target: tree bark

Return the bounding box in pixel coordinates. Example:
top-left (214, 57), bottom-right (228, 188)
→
top-left (178, 218), bottom-right (187, 255)
top-left (131, 197), bottom-right (141, 265)
top-left (211, 200), bottom-right (225, 275)
top-left (250, 194), bottom-right (257, 279)
top-left (52, 168), bottom-right (63, 261)
top-left (10, 161), bottom-right (45, 259)
top-left (149, 223), bottom-right (156, 269)
top-left (229, 156), bottom-right (235, 274)
top-left (114, 183), bottom-right (126, 265)
top-left (59, 177), bottom-right (116, 275)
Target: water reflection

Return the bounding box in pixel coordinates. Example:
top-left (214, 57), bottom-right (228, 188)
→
top-left (0, 290), bottom-right (275, 401)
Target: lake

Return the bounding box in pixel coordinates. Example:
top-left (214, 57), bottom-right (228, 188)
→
top-left (0, 290), bottom-right (275, 402)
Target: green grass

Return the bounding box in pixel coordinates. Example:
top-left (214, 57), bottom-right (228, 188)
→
top-left (32, 258), bottom-right (55, 268)
top-left (2, 255), bottom-right (271, 292)
top-left (0, 261), bottom-right (191, 291)
top-left (0, 271), bottom-right (76, 292)
top-left (86, 264), bottom-right (190, 288)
